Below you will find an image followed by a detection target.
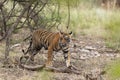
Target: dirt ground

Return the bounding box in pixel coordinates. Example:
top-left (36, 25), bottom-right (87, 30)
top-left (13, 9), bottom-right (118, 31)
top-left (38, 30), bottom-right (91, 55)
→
top-left (0, 35), bottom-right (120, 80)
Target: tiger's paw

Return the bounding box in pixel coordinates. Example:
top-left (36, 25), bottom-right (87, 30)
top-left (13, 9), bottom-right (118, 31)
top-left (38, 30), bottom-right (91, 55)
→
top-left (66, 59), bottom-right (71, 68)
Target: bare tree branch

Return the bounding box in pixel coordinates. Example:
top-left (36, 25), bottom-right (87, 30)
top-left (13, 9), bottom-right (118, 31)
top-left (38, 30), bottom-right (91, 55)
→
top-left (0, 0), bottom-right (18, 41)
top-left (19, 63), bottom-right (82, 74)
top-left (67, 0), bottom-right (70, 29)
top-left (6, 1), bottom-right (17, 22)
top-left (0, 5), bottom-right (7, 41)
top-left (0, 0), bottom-right (7, 8)
top-left (32, 1), bottom-right (48, 18)
top-left (4, 4), bottom-right (31, 64)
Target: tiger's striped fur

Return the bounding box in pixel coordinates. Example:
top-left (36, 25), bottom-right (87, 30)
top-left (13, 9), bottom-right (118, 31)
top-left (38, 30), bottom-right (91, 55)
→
top-left (21, 29), bottom-right (72, 67)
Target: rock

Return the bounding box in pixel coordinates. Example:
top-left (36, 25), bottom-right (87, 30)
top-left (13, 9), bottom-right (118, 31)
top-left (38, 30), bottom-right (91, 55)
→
top-left (91, 51), bottom-right (100, 57)
top-left (81, 49), bottom-right (90, 53)
top-left (10, 43), bottom-right (21, 49)
top-left (105, 53), bottom-right (110, 57)
top-left (69, 48), bottom-right (74, 52)
top-left (71, 52), bottom-right (78, 59)
top-left (105, 53), bottom-right (114, 57)
top-left (80, 54), bottom-right (88, 60)
top-left (116, 54), bottom-right (120, 58)
top-left (85, 46), bottom-right (96, 50)
top-left (88, 54), bottom-right (94, 58)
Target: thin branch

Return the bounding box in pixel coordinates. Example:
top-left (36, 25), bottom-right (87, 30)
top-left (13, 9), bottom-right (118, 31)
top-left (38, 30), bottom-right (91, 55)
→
top-left (0, 6), bottom-right (7, 41)
top-left (32, 1), bottom-right (48, 17)
top-left (17, 1), bottom-right (39, 31)
top-left (6, 1), bottom-right (17, 22)
top-left (19, 64), bottom-right (45, 71)
top-left (48, 0), bottom-right (61, 30)
top-left (19, 63), bottom-right (82, 74)
top-left (67, 0), bottom-right (70, 29)
top-left (0, 0), bottom-right (7, 8)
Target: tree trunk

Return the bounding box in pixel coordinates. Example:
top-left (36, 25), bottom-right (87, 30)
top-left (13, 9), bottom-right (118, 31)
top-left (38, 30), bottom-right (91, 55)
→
top-left (4, 4), bottom-right (30, 64)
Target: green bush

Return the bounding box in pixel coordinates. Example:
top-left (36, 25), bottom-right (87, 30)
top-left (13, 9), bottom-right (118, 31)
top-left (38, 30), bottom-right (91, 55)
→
top-left (106, 59), bottom-right (120, 80)
top-left (52, 0), bottom-right (120, 49)
top-left (105, 10), bottom-right (120, 49)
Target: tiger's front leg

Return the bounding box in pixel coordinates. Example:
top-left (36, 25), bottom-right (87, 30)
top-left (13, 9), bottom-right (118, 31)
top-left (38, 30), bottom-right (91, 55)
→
top-left (45, 46), bottom-right (53, 67)
top-left (64, 52), bottom-right (71, 67)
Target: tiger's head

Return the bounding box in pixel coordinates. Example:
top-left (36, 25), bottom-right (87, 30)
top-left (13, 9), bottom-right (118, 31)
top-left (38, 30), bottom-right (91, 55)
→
top-left (59, 31), bottom-right (72, 51)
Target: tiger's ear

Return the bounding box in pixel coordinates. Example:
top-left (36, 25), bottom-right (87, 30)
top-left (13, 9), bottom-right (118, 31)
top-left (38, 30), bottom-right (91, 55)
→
top-left (59, 31), bottom-right (64, 36)
top-left (60, 31), bottom-right (64, 34)
top-left (69, 31), bottom-right (72, 35)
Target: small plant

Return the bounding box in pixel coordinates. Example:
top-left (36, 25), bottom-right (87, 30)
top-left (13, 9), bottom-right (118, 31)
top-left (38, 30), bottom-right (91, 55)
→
top-left (105, 59), bottom-right (120, 80)
top-left (40, 70), bottom-right (52, 80)
top-left (32, 70), bottom-right (52, 80)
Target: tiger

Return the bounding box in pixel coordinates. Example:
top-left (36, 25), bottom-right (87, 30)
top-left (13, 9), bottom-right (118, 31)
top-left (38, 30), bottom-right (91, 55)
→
top-left (21, 29), bottom-right (72, 67)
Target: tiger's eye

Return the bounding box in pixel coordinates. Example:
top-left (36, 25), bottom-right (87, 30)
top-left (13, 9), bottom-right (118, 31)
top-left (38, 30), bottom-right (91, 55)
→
top-left (60, 37), bottom-right (63, 41)
top-left (64, 36), bottom-right (70, 42)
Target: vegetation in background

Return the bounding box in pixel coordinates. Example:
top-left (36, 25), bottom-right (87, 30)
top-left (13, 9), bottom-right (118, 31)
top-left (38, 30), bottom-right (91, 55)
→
top-left (33, 70), bottom-right (52, 80)
top-left (50, 1), bottom-right (120, 79)
top-left (57, 0), bottom-right (120, 50)
top-left (105, 10), bottom-right (120, 49)
top-left (106, 59), bottom-right (120, 80)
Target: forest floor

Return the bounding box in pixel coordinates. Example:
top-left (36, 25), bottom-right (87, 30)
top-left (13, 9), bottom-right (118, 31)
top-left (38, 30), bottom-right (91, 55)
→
top-left (0, 35), bottom-right (120, 80)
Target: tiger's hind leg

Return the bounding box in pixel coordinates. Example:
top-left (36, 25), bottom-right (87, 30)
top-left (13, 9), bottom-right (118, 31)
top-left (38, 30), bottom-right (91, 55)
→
top-left (29, 46), bottom-right (42, 62)
top-left (21, 45), bottom-right (42, 64)
top-left (29, 50), bottom-right (39, 62)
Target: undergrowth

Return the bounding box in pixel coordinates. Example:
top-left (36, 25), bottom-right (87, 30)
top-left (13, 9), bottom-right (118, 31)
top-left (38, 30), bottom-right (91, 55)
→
top-left (104, 10), bottom-right (120, 49)
top-left (59, 6), bottom-right (120, 50)
top-left (106, 59), bottom-right (120, 80)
